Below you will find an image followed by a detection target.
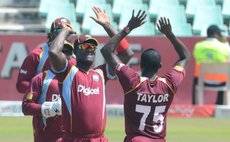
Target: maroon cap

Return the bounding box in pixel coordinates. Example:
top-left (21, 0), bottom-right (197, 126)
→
top-left (50, 17), bottom-right (72, 32)
top-left (74, 34), bottom-right (99, 48)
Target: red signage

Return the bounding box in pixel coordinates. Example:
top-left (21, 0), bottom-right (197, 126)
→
top-left (0, 34), bottom-right (214, 104)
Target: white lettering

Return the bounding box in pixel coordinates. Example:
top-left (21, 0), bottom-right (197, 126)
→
top-left (137, 93), bottom-right (142, 101)
top-left (140, 94), bottom-right (147, 102)
top-left (77, 85), bottom-right (99, 96)
top-left (1, 43), bottom-right (28, 78)
top-left (137, 93), bottom-right (169, 103)
top-left (20, 69), bottom-right (27, 74)
top-left (52, 94), bottom-right (60, 101)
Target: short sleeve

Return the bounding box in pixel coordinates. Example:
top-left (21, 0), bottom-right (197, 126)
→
top-left (164, 65), bottom-right (185, 92)
top-left (116, 64), bottom-right (141, 93)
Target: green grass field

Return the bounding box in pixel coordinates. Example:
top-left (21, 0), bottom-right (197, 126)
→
top-left (0, 116), bottom-right (229, 142)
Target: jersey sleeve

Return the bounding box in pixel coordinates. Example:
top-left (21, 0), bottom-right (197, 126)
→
top-left (22, 73), bottom-right (43, 116)
top-left (94, 64), bottom-right (116, 83)
top-left (163, 65), bottom-right (186, 93)
top-left (116, 64), bottom-right (141, 94)
top-left (16, 53), bottom-right (40, 93)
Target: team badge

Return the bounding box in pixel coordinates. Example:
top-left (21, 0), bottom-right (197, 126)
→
top-left (93, 75), bottom-right (99, 82)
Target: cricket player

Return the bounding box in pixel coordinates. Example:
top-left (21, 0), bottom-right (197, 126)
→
top-left (22, 41), bottom-right (75, 142)
top-left (101, 12), bottom-right (191, 142)
top-left (16, 17), bottom-right (76, 93)
top-left (48, 6), bottom-right (133, 142)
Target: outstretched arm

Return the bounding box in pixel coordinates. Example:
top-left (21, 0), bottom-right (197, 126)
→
top-left (101, 10), bottom-right (147, 71)
top-left (157, 17), bottom-right (191, 68)
top-left (90, 6), bottom-right (133, 64)
top-left (49, 25), bottom-right (74, 72)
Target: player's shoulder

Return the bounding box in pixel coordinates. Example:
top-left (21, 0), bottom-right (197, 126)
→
top-left (28, 46), bottom-right (44, 57)
top-left (32, 71), bottom-right (45, 81)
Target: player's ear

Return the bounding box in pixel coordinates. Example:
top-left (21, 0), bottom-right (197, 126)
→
top-left (159, 63), bottom-right (162, 68)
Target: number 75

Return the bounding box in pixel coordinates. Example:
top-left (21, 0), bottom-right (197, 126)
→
top-left (135, 104), bottom-right (166, 133)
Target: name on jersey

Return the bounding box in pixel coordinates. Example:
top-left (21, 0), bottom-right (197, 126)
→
top-left (137, 93), bottom-right (169, 103)
top-left (77, 85), bottom-right (99, 96)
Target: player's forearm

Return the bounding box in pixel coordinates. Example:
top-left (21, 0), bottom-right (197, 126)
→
top-left (22, 101), bottom-right (42, 116)
top-left (102, 23), bottom-right (117, 38)
top-left (49, 29), bottom-right (69, 55)
top-left (102, 29), bottom-right (128, 54)
top-left (101, 29), bottom-right (129, 70)
top-left (166, 33), bottom-right (191, 65)
top-left (49, 29), bottom-right (69, 71)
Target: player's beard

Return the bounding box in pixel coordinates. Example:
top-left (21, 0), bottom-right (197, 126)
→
top-left (77, 55), bottom-right (94, 70)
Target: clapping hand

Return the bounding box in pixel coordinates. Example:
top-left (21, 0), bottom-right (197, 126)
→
top-left (157, 17), bottom-right (172, 37)
top-left (127, 10), bottom-right (147, 31)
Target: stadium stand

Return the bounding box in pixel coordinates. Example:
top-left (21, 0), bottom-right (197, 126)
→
top-left (186, 0), bottom-right (217, 20)
top-left (45, 3), bottom-right (80, 34)
top-left (149, 0), bottom-right (180, 20)
top-left (76, 0), bottom-right (106, 22)
top-left (222, 0), bottom-right (230, 21)
top-left (118, 3), bottom-right (149, 31)
top-left (193, 5), bottom-right (224, 35)
top-left (39, 0), bottom-right (71, 17)
top-left (128, 22), bottom-right (155, 36)
top-left (172, 23), bottom-right (193, 37)
top-left (112, 0), bottom-right (143, 21)
top-left (155, 5), bottom-right (188, 35)
top-left (0, 0), bottom-right (229, 36)
top-left (82, 3), bottom-right (113, 34)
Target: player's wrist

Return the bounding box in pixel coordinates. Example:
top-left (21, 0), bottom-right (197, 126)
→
top-left (123, 26), bottom-right (131, 35)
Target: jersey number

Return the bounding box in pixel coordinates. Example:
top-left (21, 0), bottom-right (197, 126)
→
top-left (135, 104), bottom-right (166, 133)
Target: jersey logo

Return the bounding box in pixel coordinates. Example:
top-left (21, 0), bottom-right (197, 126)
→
top-left (52, 94), bottom-right (61, 102)
top-left (77, 85), bottom-right (99, 96)
top-left (93, 75), bottom-right (99, 82)
top-left (20, 69), bottom-right (27, 74)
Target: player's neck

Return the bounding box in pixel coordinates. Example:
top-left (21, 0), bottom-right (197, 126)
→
top-left (77, 64), bottom-right (91, 72)
top-left (142, 70), bottom-right (157, 79)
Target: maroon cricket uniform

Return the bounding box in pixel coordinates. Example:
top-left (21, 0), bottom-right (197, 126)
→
top-left (116, 64), bottom-right (185, 142)
top-left (22, 70), bottom-right (64, 142)
top-left (56, 63), bottom-right (112, 142)
top-left (16, 43), bottom-right (76, 93)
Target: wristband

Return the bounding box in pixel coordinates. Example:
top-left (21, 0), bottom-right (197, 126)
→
top-left (116, 38), bottom-right (129, 53)
top-left (123, 26), bottom-right (131, 34)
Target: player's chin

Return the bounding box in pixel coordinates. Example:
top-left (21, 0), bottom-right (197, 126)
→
top-left (86, 54), bottom-right (95, 61)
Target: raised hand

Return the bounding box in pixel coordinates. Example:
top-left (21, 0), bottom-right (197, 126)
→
top-left (157, 17), bottom-right (172, 37)
top-left (127, 10), bottom-right (147, 31)
top-left (61, 23), bottom-right (76, 35)
top-left (90, 6), bottom-right (110, 27)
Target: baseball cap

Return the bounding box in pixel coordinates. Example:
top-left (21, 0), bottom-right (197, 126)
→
top-left (207, 25), bottom-right (224, 36)
top-left (74, 34), bottom-right (99, 48)
top-left (64, 40), bottom-right (73, 49)
top-left (50, 17), bottom-right (72, 32)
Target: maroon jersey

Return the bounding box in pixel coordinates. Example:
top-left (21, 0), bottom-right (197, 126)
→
top-left (16, 43), bottom-right (76, 93)
top-left (116, 64), bottom-right (185, 141)
top-left (22, 70), bottom-right (64, 142)
top-left (56, 63), bottom-right (112, 140)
